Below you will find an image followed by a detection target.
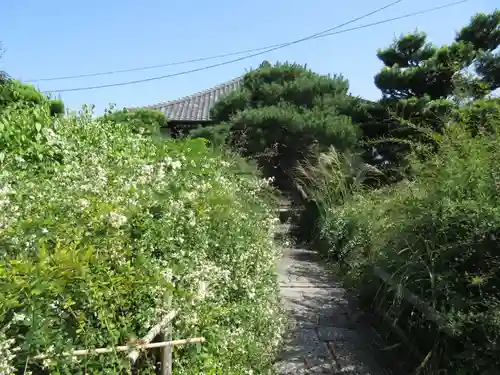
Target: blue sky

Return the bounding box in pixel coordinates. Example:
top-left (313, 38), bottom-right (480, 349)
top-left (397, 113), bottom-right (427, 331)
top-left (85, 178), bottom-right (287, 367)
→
top-left (1, 0), bottom-right (497, 115)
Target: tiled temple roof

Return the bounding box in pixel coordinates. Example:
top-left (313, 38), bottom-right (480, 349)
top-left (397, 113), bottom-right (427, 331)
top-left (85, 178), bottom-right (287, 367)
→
top-left (142, 77), bottom-right (242, 122)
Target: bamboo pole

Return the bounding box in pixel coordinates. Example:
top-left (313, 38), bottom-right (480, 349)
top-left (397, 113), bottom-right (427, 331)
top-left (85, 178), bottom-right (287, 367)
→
top-left (33, 337), bottom-right (205, 360)
top-left (372, 266), bottom-right (455, 337)
top-left (128, 310), bottom-right (178, 362)
top-left (279, 282), bottom-right (342, 289)
top-left (160, 325), bottom-right (173, 375)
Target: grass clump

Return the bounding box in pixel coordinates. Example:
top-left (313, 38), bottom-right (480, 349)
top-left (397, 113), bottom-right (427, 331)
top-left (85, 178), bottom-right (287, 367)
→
top-left (297, 119), bottom-right (500, 373)
top-left (0, 101), bottom-right (284, 374)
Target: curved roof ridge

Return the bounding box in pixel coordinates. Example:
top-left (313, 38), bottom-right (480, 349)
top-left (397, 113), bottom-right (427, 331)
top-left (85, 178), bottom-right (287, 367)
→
top-left (131, 75), bottom-right (243, 122)
top-left (145, 76), bottom-right (243, 110)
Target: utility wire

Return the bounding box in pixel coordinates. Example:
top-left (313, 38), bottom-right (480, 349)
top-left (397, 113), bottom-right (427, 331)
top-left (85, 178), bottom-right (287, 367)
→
top-left (30, 0), bottom-right (404, 83)
top-left (44, 0), bottom-right (470, 93)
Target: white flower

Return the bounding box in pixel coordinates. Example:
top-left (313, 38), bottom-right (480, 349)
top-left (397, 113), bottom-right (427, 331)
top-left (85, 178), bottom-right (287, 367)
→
top-left (197, 281), bottom-right (208, 300)
top-left (12, 313), bottom-right (26, 323)
top-left (77, 198), bottom-right (90, 209)
top-left (162, 268), bottom-right (173, 282)
top-left (183, 191), bottom-right (196, 201)
top-left (0, 184), bottom-right (13, 195)
top-left (164, 157), bottom-right (182, 170)
top-left (108, 211), bottom-right (127, 228)
top-left (42, 358), bottom-right (53, 369)
top-left (171, 160), bottom-right (182, 170)
top-left (0, 328), bottom-right (20, 374)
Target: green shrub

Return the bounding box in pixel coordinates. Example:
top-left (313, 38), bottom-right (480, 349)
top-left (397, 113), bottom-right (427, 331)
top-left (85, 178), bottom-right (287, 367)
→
top-left (210, 89), bottom-right (251, 124)
top-left (304, 121), bottom-right (500, 373)
top-left (49, 99), bottom-right (65, 116)
top-left (0, 103), bottom-right (284, 374)
top-left (457, 97), bottom-right (500, 136)
top-left (102, 107), bottom-right (167, 136)
top-left (189, 123), bottom-right (231, 148)
top-left (0, 79), bottom-right (65, 119)
top-left (237, 104), bottom-right (357, 191)
top-left (0, 80), bottom-right (44, 109)
top-left (0, 103), bottom-right (65, 167)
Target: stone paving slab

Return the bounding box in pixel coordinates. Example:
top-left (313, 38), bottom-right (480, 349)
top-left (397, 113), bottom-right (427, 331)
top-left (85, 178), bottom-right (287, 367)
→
top-left (274, 209), bottom-right (389, 375)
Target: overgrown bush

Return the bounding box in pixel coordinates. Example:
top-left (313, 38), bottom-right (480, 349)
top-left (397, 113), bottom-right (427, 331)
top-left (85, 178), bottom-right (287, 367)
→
top-left (0, 102), bottom-right (284, 374)
top-left (299, 120), bottom-right (500, 373)
top-left (101, 107), bottom-right (167, 136)
top-left (457, 97), bottom-right (500, 136)
top-left (189, 123), bottom-right (231, 148)
top-left (0, 80), bottom-right (45, 109)
top-left (352, 11), bottom-right (500, 182)
top-left (229, 104), bottom-right (357, 187)
top-left (0, 103), bottom-right (65, 166)
top-left (49, 99), bottom-right (65, 117)
top-left (0, 79), bottom-right (64, 116)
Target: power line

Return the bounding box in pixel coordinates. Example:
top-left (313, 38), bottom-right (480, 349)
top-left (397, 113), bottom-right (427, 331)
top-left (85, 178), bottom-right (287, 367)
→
top-left (29, 0), bottom-right (404, 83)
top-left (44, 0), bottom-right (470, 94)
top-left (26, 48), bottom-right (275, 83)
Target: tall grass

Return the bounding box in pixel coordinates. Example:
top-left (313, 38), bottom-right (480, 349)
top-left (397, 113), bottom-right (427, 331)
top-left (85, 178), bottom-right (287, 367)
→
top-left (293, 146), bottom-right (383, 250)
top-left (297, 121), bottom-right (500, 373)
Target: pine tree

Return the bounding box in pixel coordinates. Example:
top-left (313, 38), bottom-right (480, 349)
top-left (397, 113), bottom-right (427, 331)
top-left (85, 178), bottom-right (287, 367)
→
top-left (356, 10), bottom-right (500, 182)
top-left (206, 62), bottom-right (358, 191)
top-left (457, 10), bottom-right (500, 91)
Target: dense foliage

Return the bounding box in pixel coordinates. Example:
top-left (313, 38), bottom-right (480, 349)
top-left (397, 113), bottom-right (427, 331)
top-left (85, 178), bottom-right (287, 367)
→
top-left (291, 10), bottom-right (500, 375)
top-left (101, 107), bottom-right (168, 136)
top-left (195, 61), bottom-right (358, 191)
top-left (298, 113), bottom-right (500, 373)
top-left (0, 99), bottom-right (284, 374)
top-left (347, 10), bottom-right (500, 182)
top-left (1, 7), bottom-right (499, 375)
top-left (0, 79), bottom-right (64, 116)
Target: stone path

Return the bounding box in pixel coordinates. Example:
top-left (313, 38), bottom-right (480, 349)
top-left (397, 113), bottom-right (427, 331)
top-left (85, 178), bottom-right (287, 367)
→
top-left (274, 208), bottom-right (390, 374)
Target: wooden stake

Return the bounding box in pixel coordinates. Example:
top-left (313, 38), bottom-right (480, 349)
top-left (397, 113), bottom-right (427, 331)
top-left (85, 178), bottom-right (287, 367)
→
top-left (160, 325), bottom-right (173, 375)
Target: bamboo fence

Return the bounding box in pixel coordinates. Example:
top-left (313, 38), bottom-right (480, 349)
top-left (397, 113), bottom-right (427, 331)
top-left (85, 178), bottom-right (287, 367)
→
top-left (372, 266), bottom-right (454, 337)
top-left (33, 281), bottom-right (209, 375)
top-left (33, 309), bottom-right (204, 375)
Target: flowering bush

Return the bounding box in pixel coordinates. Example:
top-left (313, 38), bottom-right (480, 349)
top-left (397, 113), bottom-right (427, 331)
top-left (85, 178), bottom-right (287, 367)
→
top-left (0, 103), bottom-right (284, 374)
